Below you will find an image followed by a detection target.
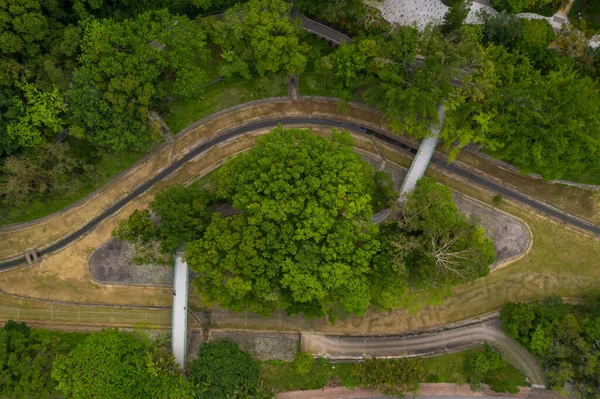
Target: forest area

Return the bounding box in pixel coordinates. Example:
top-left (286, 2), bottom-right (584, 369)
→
top-left (1, 0), bottom-right (600, 225)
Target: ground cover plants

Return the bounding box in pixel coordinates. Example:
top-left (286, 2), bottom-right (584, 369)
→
top-left (259, 345), bottom-right (526, 395)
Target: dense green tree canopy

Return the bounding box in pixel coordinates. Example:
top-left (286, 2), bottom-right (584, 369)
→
top-left (113, 183), bottom-right (215, 255)
top-left (443, 45), bottom-right (600, 179)
top-left (188, 340), bottom-right (260, 399)
top-left (318, 38), bottom-right (377, 100)
top-left (52, 329), bottom-right (192, 399)
top-left (68, 9), bottom-right (210, 151)
top-left (501, 296), bottom-right (600, 395)
top-left (185, 127), bottom-right (382, 317)
top-left (0, 321), bottom-right (72, 399)
top-left (212, 0), bottom-right (308, 78)
top-left (363, 27), bottom-right (464, 138)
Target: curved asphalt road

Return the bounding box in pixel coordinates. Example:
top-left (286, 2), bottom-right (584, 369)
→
top-left (1, 116), bottom-right (598, 270)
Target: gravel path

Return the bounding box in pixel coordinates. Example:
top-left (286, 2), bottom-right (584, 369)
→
top-left (301, 317), bottom-right (547, 386)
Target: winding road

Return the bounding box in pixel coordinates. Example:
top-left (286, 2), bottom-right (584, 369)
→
top-left (0, 115), bottom-right (598, 270)
top-left (301, 317), bottom-right (546, 386)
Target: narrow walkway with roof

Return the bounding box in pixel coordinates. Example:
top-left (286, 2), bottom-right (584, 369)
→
top-left (172, 248), bottom-right (189, 370)
top-left (398, 106), bottom-right (445, 200)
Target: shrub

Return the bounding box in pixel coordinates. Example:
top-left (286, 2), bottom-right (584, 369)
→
top-left (188, 340), bottom-right (260, 399)
top-left (293, 352), bottom-right (315, 376)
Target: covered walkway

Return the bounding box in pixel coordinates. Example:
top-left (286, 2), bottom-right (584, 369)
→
top-left (172, 249), bottom-right (189, 369)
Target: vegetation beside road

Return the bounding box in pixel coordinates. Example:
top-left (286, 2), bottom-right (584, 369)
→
top-left (259, 345), bottom-right (526, 395)
top-left (501, 294), bottom-right (600, 397)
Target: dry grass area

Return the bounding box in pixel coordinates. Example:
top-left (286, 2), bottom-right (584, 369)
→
top-left (0, 294), bottom-right (171, 328)
top-left (450, 149), bottom-right (600, 225)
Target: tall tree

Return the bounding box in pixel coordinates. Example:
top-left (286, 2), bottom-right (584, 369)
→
top-left (188, 340), bottom-right (260, 399)
top-left (68, 10), bottom-right (210, 151)
top-left (363, 27), bottom-right (458, 138)
top-left (318, 38), bottom-right (377, 100)
top-left (440, 0), bottom-right (472, 37)
top-left (390, 178), bottom-right (495, 287)
top-left (6, 83), bottom-right (65, 148)
top-left (213, 0), bottom-right (308, 78)
top-left (185, 127), bottom-right (382, 318)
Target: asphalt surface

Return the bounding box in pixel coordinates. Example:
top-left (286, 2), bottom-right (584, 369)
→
top-left (172, 251), bottom-right (188, 369)
top-left (1, 116), bottom-right (598, 269)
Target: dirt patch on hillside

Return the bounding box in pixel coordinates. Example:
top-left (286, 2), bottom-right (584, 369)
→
top-left (89, 238), bottom-right (173, 287)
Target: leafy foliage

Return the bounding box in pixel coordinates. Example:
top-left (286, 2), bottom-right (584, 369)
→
top-left (353, 357), bottom-right (425, 397)
top-left (52, 329), bottom-right (192, 399)
top-left (212, 0), bottom-right (308, 78)
top-left (188, 340), bottom-right (260, 399)
top-left (186, 127), bottom-right (382, 318)
top-left (318, 38), bottom-right (377, 100)
top-left (112, 183), bottom-right (215, 258)
top-left (467, 345), bottom-right (520, 393)
top-left (491, 0), bottom-right (567, 13)
top-left (440, 0), bottom-right (472, 37)
top-left (385, 178), bottom-right (494, 290)
top-left (442, 44), bottom-right (600, 180)
top-left (68, 10), bottom-right (210, 151)
top-left (0, 142), bottom-right (84, 208)
top-left (500, 296), bottom-right (600, 395)
top-left (6, 83), bottom-right (66, 148)
top-left (0, 321), bottom-right (72, 399)
top-left (292, 352), bottom-right (315, 376)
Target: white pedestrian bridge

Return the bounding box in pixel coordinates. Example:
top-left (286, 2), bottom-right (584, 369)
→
top-left (172, 248), bottom-right (189, 370)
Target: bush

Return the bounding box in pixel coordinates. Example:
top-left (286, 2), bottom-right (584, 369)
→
top-left (467, 345), bottom-right (520, 394)
top-left (293, 352), bottom-right (315, 376)
top-left (353, 357), bottom-right (424, 397)
top-left (188, 340), bottom-right (260, 399)
top-left (492, 194), bottom-right (503, 206)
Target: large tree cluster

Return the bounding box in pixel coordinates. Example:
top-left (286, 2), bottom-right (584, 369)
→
top-left (113, 128), bottom-right (495, 318)
top-left (500, 295), bottom-right (600, 395)
top-left (0, 0), bottom-right (303, 224)
top-left (318, 14), bottom-right (600, 180)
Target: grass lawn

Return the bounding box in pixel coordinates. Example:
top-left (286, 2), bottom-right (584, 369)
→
top-left (162, 75), bottom-right (288, 133)
top-left (259, 347), bottom-right (526, 394)
top-left (0, 151), bottom-right (144, 227)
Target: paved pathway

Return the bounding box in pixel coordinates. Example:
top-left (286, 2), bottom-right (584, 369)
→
top-left (278, 385), bottom-right (558, 399)
top-left (292, 7), bottom-right (352, 44)
top-left (301, 317), bottom-right (546, 386)
top-left (398, 106), bottom-right (445, 200)
top-left (172, 249), bottom-right (188, 370)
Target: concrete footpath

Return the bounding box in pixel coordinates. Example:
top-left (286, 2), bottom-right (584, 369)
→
top-left (277, 384), bottom-right (559, 399)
